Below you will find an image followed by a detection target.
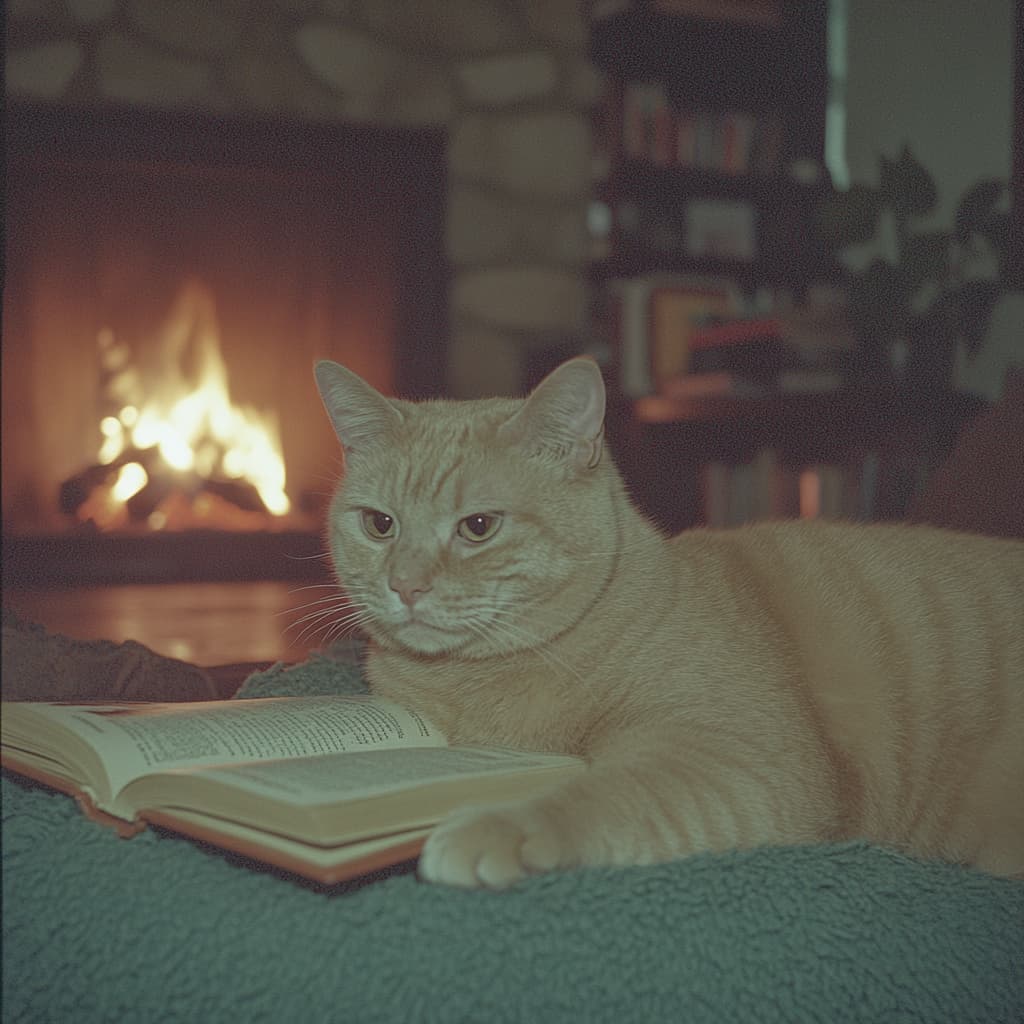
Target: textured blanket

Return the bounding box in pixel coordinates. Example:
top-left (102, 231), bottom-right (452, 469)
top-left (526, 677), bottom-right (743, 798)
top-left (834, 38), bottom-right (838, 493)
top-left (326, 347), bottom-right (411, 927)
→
top-left (3, 645), bottom-right (1023, 1023)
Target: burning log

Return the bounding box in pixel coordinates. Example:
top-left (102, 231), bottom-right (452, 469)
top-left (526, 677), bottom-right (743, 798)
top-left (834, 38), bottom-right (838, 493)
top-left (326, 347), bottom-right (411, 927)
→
top-left (202, 478), bottom-right (267, 514)
top-left (59, 463), bottom-right (119, 518)
top-left (59, 447), bottom-right (162, 518)
top-left (60, 445), bottom-right (285, 532)
top-left (124, 473), bottom-right (180, 523)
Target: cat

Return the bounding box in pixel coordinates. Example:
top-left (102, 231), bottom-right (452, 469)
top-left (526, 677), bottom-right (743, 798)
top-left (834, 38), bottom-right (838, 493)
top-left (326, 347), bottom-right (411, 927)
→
top-left (313, 355), bottom-right (1024, 888)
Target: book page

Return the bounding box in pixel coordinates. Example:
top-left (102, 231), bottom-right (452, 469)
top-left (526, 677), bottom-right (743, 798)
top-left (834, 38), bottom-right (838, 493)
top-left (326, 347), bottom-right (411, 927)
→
top-left (2, 697), bottom-right (445, 801)
top-left (125, 745), bottom-right (586, 845)
top-left (173, 745), bottom-right (582, 805)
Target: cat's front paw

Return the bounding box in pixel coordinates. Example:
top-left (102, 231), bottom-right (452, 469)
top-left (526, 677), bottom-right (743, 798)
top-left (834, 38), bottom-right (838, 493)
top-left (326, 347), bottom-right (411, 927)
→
top-left (418, 801), bottom-right (567, 889)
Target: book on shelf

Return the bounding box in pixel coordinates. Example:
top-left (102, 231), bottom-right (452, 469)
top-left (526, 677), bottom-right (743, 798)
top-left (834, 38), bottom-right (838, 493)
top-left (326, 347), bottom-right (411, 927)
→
top-left (689, 317), bottom-right (784, 349)
top-left (703, 449), bottom-right (798, 526)
top-left (653, 367), bottom-right (844, 405)
top-left (703, 460), bottom-right (731, 527)
top-left (659, 371), bottom-right (769, 399)
top-left (701, 452), bottom-right (859, 527)
top-left (687, 318), bottom-right (784, 379)
top-left (798, 465), bottom-right (848, 520)
top-left (616, 81), bottom-right (781, 176)
top-left (684, 315), bottom-right (850, 390)
top-left (0, 696), bottom-right (584, 885)
top-left (610, 289), bottom-right (850, 402)
top-left (609, 274), bottom-right (742, 397)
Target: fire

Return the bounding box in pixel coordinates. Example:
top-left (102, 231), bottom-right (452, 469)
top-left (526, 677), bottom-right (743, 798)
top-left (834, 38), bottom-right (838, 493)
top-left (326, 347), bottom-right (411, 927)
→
top-left (76, 279), bottom-right (291, 530)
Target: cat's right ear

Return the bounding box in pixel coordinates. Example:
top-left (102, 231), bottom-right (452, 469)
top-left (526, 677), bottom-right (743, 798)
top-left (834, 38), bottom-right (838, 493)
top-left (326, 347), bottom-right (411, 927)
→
top-left (314, 360), bottom-right (402, 452)
top-left (498, 357), bottom-right (606, 474)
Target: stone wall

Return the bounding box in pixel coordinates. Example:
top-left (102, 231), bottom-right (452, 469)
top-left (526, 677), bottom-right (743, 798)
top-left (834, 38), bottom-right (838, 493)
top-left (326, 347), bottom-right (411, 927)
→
top-left (6, 0), bottom-right (601, 397)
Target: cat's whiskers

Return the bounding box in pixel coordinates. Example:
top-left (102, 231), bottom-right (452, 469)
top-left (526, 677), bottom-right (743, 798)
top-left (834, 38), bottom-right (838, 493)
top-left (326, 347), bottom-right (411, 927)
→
top-left (287, 601), bottom-right (353, 631)
top-left (282, 593), bottom-right (355, 616)
top-left (287, 601), bottom-right (373, 647)
top-left (283, 550), bottom-right (334, 563)
top-left (280, 595), bottom-right (349, 619)
top-left (284, 588), bottom-right (360, 623)
top-left (323, 618), bottom-right (373, 647)
top-left (286, 582), bottom-right (342, 597)
top-left (288, 610), bottom-right (352, 646)
top-left (319, 607), bottom-right (375, 646)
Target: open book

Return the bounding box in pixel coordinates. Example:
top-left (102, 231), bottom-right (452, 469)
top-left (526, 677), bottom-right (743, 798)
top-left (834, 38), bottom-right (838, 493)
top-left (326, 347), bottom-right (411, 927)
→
top-left (0, 696), bottom-right (585, 885)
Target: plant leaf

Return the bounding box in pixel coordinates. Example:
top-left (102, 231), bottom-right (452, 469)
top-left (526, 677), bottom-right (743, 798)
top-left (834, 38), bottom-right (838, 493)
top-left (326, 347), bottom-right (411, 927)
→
top-left (954, 180), bottom-right (1005, 242)
top-left (817, 184), bottom-right (883, 249)
top-left (902, 230), bottom-right (950, 289)
top-left (979, 211), bottom-right (1012, 280)
top-left (848, 259), bottom-right (913, 347)
top-left (879, 146), bottom-right (937, 220)
top-left (953, 279), bottom-right (1003, 356)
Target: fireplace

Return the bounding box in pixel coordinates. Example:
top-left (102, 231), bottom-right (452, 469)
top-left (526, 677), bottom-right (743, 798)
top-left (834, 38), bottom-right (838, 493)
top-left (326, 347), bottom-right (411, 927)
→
top-left (3, 103), bottom-right (447, 585)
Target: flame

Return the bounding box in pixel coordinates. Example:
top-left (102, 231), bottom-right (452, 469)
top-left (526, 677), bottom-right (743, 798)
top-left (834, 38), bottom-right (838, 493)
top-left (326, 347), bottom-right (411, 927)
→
top-left (94, 279), bottom-right (290, 523)
top-left (112, 462), bottom-right (148, 502)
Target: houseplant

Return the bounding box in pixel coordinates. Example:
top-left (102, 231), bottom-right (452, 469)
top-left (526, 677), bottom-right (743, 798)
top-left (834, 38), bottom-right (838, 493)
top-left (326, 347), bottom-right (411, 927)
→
top-left (818, 147), bottom-right (1013, 389)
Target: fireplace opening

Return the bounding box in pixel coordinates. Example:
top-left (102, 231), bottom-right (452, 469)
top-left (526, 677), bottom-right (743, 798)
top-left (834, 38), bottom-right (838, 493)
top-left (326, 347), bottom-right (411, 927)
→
top-left (3, 104), bottom-right (447, 585)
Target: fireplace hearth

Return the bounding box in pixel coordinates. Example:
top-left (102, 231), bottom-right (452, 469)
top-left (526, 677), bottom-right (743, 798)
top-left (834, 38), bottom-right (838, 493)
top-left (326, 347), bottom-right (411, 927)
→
top-left (3, 104), bottom-right (447, 585)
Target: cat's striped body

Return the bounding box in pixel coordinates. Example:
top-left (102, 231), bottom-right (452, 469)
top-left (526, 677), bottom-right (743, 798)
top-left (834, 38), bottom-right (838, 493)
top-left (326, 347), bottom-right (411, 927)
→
top-left (315, 357), bottom-right (1024, 887)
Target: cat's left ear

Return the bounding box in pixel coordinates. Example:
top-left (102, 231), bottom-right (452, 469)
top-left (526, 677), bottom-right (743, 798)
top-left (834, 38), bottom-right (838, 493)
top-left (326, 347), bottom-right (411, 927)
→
top-left (498, 357), bottom-right (606, 473)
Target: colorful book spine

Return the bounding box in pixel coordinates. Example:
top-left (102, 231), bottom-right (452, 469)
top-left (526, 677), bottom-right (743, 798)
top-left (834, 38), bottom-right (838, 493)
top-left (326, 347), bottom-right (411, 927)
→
top-left (626, 96), bottom-right (777, 176)
top-left (702, 457), bottom-right (865, 527)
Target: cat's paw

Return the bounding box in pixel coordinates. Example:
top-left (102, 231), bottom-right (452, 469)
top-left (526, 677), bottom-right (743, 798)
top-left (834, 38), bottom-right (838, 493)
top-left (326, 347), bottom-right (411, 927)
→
top-left (418, 801), bottom-right (566, 889)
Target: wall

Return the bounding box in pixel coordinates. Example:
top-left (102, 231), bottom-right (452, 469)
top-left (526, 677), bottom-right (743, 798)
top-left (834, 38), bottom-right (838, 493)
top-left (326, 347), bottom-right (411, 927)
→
top-left (844, 0), bottom-right (1022, 398)
top-left (6, 0), bottom-right (601, 399)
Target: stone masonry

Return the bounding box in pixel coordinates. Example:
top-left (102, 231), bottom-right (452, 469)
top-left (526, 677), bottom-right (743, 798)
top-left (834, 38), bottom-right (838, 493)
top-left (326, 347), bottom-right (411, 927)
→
top-left (6, 0), bottom-right (604, 397)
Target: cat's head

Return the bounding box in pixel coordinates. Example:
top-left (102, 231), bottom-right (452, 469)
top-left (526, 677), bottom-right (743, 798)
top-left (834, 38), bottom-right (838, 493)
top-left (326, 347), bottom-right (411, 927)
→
top-left (314, 358), bottom-right (616, 659)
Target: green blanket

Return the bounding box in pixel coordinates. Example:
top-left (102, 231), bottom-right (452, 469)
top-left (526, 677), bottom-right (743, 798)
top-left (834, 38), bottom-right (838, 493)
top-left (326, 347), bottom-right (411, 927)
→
top-left (3, 650), bottom-right (1023, 1023)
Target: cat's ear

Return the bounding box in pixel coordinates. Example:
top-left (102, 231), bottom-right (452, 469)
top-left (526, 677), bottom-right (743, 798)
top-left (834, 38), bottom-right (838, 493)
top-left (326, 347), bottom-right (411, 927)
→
top-left (314, 360), bottom-right (402, 452)
top-left (498, 357), bottom-right (606, 473)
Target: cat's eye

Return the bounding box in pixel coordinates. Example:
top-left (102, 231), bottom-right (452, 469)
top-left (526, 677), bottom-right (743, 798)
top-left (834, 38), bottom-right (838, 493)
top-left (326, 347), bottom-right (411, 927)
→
top-left (457, 513), bottom-right (502, 543)
top-left (361, 509), bottom-right (396, 540)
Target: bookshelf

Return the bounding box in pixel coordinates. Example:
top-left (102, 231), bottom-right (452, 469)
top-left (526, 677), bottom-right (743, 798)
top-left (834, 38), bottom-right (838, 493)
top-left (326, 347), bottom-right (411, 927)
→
top-left (608, 386), bottom-right (987, 534)
top-left (589, 0), bottom-right (832, 287)
top-left (587, 1), bottom-right (988, 532)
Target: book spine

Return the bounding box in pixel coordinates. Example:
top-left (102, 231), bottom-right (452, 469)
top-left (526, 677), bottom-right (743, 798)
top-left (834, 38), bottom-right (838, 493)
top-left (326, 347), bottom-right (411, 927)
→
top-left (701, 457), bottom-right (858, 528)
top-left (857, 450), bottom-right (879, 520)
top-left (733, 113), bottom-right (755, 175)
top-left (798, 464), bottom-right (855, 520)
top-left (798, 468), bottom-right (820, 520)
top-left (771, 460), bottom-right (802, 519)
top-left (819, 465), bottom-right (847, 519)
top-left (615, 279), bottom-right (654, 398)
top-left (750, 447), bottom-right (778, 521)
top-left (695, 113), bottom-right (715, 170)
top-left (703, 461), bottom-right (730, 528)
top-left (652, 87), bottom-right (674, 165)
top-left (727, 461), bottom-right (754, 526)
top-left (676, 110), bottom-right (696, 169)
top-left (622, 82), bottom-right (644, 160)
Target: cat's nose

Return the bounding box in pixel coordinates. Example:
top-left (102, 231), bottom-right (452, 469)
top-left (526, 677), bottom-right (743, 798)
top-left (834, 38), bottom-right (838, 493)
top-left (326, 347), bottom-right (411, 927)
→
top-left (389, 577), bottom-right (432, 607)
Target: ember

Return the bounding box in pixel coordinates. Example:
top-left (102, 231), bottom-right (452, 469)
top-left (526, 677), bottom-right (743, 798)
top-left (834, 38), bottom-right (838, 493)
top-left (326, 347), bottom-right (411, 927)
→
top-left (61, 279), bottom-right (296, 532)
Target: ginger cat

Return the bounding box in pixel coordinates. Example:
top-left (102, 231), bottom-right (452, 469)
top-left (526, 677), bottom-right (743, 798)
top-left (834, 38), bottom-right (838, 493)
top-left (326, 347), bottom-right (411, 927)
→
top-left (314, 356), bottom-right (1024, 888)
